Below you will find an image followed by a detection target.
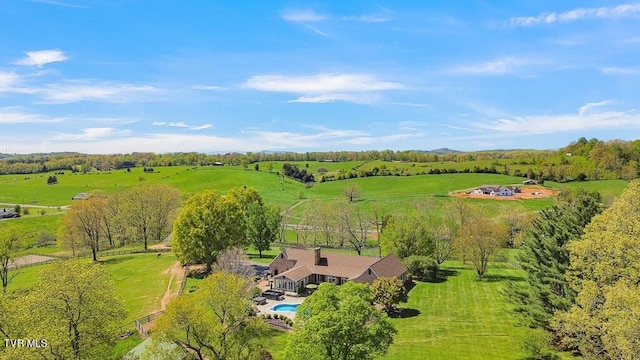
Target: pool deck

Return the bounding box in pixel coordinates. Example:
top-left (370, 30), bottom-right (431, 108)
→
top-left (255, 293), bottom-right (305, 319)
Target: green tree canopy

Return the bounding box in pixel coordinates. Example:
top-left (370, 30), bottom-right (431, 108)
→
top-left (149, 271), bottom-right (268, 360)
top-left (552, 180), bottom-right (640, 359)
top-left (505, 189), bottom-right (602, 328)
top-left (285, 282), bottom-right (397, 360)
top-left (172, 190), bottom-right (246, 272)
top-left (372, 277), bottom-right (408, 313)
top-left (2, 260), bottom-right (126, 360)
top-left (246, 202), bottom-right (281, 258)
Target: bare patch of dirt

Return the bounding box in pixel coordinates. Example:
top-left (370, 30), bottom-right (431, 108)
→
top-left (155, 261), bottom-right (185, 313)
top-left (450, 186), bottom-right (559, 200)
top-left (9, 254), bottom-right (56, 269)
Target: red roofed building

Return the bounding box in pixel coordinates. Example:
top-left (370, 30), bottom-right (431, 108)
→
top-left (269, 247), bottom-right (408, 292)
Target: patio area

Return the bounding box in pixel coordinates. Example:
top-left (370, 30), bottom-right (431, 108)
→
top-left (254, 292), bottom-right (305, 319)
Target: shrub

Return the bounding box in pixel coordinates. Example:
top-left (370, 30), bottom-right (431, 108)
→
top-left (521, 328), bottom-right (560, 360)
top-left (22, 207), bottom-right (30, 215)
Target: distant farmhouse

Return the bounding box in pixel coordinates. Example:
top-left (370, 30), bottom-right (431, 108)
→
top-left (473, 185), bottom-right (521, 197)
top-left (522, 179), bottom-right (538, 185)
top-left (269, 247), bottom-right (408, 293)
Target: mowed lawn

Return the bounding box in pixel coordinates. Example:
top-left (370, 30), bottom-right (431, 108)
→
top-left (385, 261), bottom-right (526, 360)
top-left (266, 261), bottom-right (527, 360)
top-left (9, 253), bottom-right (178, 327)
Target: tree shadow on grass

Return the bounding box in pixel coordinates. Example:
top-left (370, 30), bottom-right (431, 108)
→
top-left (421, 268), bottom-right (460, 284)
top-left (477, 273), bottom-right (525, 283)
top-left (98, 256), bottom-right (135, 265)
top-left (388, 307), bottom-right (421, 319)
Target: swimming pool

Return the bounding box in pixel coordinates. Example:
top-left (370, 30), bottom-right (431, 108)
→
top-left (271, 303), bottom-right (300, 312)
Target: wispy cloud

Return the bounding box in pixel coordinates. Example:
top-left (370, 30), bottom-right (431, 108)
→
top-left (601, 66), bottom-right (640, 76)
top-left (192, 85), bottom-right (226, 91)
top-left (342, 9), bottom-right (393, 23)
top-left (439, 123), bottom-right (485, 133)
top-left (152, 121), bottom-right (188, 128)
top-left (578, 100), bottom-right (613, 115)
top-left (244, 73), bottom-right (403, 93)
top-left (390, 102), bottom-right (430, 108)
top-left (30, 0), bottom-right (89, 8)
top-left (191, 124), bottom-right (213, 130)
top-left (16, 49), bottom-right (68, 67)
top-left (38, 81), bottom-right (159, 103)
top-left (281, 9), bottom-right (327, 22)
top-left (450, 57), bottom-right (529, 75)
top-left (304, 25), bottom-right (329, 37)
top-left (474, 102), bottom-right (640, 134)
top-left (288, 93), bottom-right (380, 104)
top-left (0, 107), bottom-right (66, 124)
top-left (511, 3), bottom-right (640, 27)
top-left (0, 72), bottom-right (20, 92)
top-left (50, 127), bottom-right (132, 141)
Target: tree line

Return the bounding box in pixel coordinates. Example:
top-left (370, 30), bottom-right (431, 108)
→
top-left (58, 184), bottom-right (183, 261)
top-left (2, 137), bottom-right (639, 180)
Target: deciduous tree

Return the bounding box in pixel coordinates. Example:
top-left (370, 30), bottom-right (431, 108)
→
top-left (285, 282), bottom-right (396, 360)
top-left (552, 180), bottom-right (640, 358)
top-left (172, 190), bottom-right (245, 272)
top-left (372, 277), bottom-right (408, 313)
top-left (6, 260), bottom-right (126, 360)
top-left (455, 212), bottom-right (507, 277)
top-left (0, 226), bottom-right (19, 292)
top-left (343, 183), bottom-right (362, 202)
top-left (150, 271), bottom-right (268, 360)
top-left (246, 202), bottom-right (281, 258)
top-left (63, 196), bottom-right (107, 261)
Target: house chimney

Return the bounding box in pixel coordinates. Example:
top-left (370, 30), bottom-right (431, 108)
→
top-left (314, 247), bottom-right (321, 265)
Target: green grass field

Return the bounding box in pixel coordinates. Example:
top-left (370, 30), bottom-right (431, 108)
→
top-left (9, 253), bottom-right (179, 326)
top-left (266, 261), bottom-right (531, 360)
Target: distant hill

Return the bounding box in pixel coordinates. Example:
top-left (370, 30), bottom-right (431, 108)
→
top-left (416, 148), bottom-right (463, 155)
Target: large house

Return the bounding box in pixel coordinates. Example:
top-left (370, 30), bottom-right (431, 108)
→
top-left (269, 247), bottom-right (408, 292)
top-left (472, 185), bottom-right (520, 196)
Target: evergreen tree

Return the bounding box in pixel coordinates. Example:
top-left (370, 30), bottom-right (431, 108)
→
top-left (505, 189), bottom-right (602, 328)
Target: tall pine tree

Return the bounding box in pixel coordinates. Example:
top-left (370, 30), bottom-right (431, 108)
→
top-left (505, 189), bottom-right (603, 328)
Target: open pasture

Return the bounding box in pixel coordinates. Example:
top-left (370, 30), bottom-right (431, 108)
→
top-left (8, 253), bottom-right (179, 326)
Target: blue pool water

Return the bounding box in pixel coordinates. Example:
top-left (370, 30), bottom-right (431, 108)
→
top-left (271, 303), bottom-right (300, 312)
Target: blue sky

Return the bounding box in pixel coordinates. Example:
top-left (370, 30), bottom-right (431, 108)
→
top-left (1, 1), bottom-right (640, 154)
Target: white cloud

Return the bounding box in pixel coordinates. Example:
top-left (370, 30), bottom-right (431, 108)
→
top-left (191, 124), bottom-right (213, 130)
top-left (16, 49), bottom-right (68, 67)
top-left (601, 66), bottom-right (640, 76)
top-left (0, 107), bottom-right (65, 124)
top-left (511, 3), bottom-right (640, 27)
top-left (288, 93), bottom-right (380, 104)
top-left (50, 127), bottom-right (132, 141)
top-left (244, 73), bottom-right (403, 93)
top-left (474, 103), bottom-right (640, 134)
top-left (439, 123), bottom-right (485, 133)
top-left (152, 121), bottom-right (190, 128)
top-left (450, 57), bottom-right (529, 75)
top-left (38, 81), bottom-right (159, 103)
top-left (192, 85), bottom-right (226, 91)
top-left (304, 25), bottom-right (329, 37)
top-left (0, 72), bottom-right (20, 91)
top-left (30, 0), bottom-right (88, 8)
top-left (390, 102), bottom-right (430, 108)
top-left (578, 100), bottom-right (613, 115)
top-left (342, 10), bottom-right (393, 23)
top-left (167, 122), bottom-right (188, 127)
top-left (281, 9), bottom-right (327, 22)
